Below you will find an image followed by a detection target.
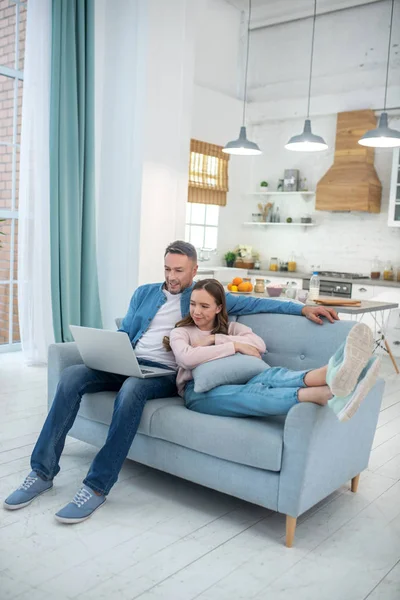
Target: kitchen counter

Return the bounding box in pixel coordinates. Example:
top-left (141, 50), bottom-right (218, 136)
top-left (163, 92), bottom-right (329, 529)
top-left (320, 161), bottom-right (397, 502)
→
top-left (248, 269), bottom-right (310, 279)
top-left (248, 270), bottom-right (400, 289)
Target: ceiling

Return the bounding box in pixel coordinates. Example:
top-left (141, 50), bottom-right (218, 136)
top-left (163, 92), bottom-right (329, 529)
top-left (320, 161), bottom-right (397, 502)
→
top-left (223, 0), bottom-right (386, 29)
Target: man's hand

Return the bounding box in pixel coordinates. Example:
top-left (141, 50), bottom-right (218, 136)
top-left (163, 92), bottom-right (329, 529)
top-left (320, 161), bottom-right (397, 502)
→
top-left (234, 342), bottom-right (262, 358)
top-left (301, 305), bottom-right (339, 325)
top-left (192, 335), bottom-right (215, 347)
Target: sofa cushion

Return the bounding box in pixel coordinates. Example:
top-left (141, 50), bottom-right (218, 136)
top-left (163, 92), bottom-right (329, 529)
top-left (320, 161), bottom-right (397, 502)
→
top-left (149, 405), bottom-right (285, 471)
top-left (192, 354), bottom-right (270, 393)
top-left (78, 392), bottom-right (184, 435)
top-left (78, 391), bottom-right (284, 471)
top-left (236, 314), bottom-right (355, 371)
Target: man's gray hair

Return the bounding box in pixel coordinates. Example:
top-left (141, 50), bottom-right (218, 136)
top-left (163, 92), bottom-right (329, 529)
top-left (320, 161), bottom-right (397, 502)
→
top-left (164, 240), bottom-right (197, 262)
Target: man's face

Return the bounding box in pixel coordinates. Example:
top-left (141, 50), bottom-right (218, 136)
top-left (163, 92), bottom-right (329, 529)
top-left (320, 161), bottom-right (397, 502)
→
top-left (164, 252), bottom-right (198, 295)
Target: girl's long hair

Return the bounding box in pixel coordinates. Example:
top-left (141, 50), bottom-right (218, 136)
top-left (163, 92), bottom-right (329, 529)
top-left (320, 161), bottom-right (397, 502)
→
top-left (163, 278), bottom-right (229, 351)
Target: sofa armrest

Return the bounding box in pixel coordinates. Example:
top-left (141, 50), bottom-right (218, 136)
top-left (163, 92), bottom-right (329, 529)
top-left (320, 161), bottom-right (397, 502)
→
top-left (47, 342), bottom-right (83, 406)
top-left (278, 378), bottom-right (384, 517)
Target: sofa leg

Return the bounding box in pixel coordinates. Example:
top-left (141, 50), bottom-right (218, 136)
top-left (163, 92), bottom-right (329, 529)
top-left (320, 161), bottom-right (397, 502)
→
top-left (351, 474), bottom-right (360, 493)
top-left (285, 515), bottom-right (297, 548)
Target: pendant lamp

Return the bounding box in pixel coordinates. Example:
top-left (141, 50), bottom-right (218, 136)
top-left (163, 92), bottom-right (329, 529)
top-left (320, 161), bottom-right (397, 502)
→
top-left (223, 0), bottom-right (261, 156)
top-left (285, 0), bottom-right (328, 152)
top-left (358, 0), bottom-right (400, 148)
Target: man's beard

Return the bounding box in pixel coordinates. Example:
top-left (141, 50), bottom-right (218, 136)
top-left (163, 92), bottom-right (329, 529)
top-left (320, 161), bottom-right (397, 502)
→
top-left (165, 281), bottom-right (182, 295)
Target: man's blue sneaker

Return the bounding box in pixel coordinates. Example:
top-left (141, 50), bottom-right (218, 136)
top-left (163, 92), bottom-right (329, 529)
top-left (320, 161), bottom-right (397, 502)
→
top-left (55, 485), bottom-right (106, 524)
top-left (327, 322), bottom-right (373, 397)
top-left (328, 356), bottom-right (380, 422)
top-left (3, 471), bottom-right (53, 510)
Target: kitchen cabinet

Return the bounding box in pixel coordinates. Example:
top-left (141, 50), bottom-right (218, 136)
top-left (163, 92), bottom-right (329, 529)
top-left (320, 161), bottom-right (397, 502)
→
top-left (351, 284), bottom-right (375, 301)
top-left (262, 276), bottom-right (303, 288)
top-left (351, 283), bottom-right (400, 357)
top-left (196, 267), bottom-right (249, 284)
top-left (388, 148), bottom-right (400, 227)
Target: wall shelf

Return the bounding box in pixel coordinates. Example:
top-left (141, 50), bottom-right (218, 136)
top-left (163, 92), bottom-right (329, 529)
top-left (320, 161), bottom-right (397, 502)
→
top-left (248, 191), bottom-right (315, 196)
top-left (243, 222), bottom-right (315, 227)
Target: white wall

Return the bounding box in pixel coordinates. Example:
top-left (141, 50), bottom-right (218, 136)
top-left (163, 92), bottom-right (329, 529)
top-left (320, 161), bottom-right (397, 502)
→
top-left (194, 0), bottom-right (242, 98)
top-left (215, 0), bottom-right (400, 275)
top-left (216, 114), bottom-right (400, 274)
top-left (95, 0), bottom-right (144, 329)
top-left (247, 0), bottom-right (400, 118)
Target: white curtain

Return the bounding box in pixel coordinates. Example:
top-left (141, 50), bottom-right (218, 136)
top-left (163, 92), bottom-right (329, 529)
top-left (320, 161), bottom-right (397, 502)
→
top-left (18, 0), bottom-right (54, 364)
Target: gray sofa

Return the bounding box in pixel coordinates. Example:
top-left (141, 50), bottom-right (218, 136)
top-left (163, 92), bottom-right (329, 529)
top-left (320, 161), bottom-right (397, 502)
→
top-left (48, 313), bottom-right (384, 546)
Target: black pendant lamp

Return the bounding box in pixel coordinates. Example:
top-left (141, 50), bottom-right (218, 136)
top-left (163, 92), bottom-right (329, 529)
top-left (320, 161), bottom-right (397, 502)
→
top-left (285, 0), bottom-right (328, 152)
top-left (358, 0), bottom-right (400, 148)
top-left (223, 0), bottom-right (262, 156)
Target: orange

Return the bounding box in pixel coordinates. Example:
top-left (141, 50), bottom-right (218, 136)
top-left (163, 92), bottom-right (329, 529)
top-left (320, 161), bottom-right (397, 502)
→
top-left (231, 285), bottom-right (238, 292)
top-left (247, 282), bottom-right (253, 291)
top-left (227, 283), bottom-right (232, 291)
top-left (237, 282), bottom-right (248, 292)
top-left (232, 277), bottom-right (243, 286)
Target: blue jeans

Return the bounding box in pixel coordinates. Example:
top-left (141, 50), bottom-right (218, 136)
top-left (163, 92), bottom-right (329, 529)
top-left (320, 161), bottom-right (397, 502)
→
top-left (184, 367), bottom-right (308, 417)
top-left (31, 360), bottom-right (177, 495)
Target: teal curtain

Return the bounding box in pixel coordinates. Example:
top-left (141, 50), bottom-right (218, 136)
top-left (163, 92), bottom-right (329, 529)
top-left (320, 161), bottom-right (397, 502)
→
top-left (50, 0), bottom-right (102, 342)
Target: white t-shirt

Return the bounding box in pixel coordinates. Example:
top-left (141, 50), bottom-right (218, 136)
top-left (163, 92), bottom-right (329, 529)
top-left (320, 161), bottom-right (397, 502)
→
top-left (134, 289), bottom-right (182, 369)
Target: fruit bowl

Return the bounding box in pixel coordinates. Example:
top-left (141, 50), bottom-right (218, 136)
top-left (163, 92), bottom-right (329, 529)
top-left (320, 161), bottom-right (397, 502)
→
top-left (266, 285), bottom-right (284, 297)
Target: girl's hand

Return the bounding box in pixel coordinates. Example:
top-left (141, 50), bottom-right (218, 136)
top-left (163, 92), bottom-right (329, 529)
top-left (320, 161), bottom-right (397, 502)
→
top-left (234, 342), bottom-right (262, 358)
top-left (192, 335), bottom-right (215, 348)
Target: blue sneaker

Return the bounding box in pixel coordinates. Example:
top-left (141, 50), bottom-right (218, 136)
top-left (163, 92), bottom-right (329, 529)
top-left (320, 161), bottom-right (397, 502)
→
top-left (327, 323), bottom-right (373, 397)
top-left (55, 485), bottom-right (106, 524)
top-left (3, 471), bottom-right (53, 510)
top-left (328, 356), bottom-right (380, 422)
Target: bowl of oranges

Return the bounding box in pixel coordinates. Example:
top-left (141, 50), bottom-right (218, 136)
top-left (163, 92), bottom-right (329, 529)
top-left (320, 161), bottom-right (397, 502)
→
top-left (227, 277), bottom-right (253, 294)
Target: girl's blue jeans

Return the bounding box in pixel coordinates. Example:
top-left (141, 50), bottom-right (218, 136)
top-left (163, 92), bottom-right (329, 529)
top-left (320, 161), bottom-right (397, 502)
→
top-left (184, 367), bottom-right (309, 417)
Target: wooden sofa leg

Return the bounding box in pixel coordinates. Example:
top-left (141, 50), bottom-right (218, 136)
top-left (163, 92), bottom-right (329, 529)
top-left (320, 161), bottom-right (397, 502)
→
top-left (285, 516), bottom-right (297, 548)
top-left (351, 474), bottom-right (360, 493)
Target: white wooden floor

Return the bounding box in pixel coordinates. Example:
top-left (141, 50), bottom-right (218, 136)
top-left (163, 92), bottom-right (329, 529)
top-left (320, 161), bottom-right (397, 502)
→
top-left (0, 352), bottom-right (399, 600)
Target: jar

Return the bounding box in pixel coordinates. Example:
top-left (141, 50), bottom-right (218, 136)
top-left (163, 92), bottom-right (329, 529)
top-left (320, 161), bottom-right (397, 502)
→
top-left (370, 257), bottom-right (381, 280)
top-left (242, 277), bottom-right (252, 284)
top-left (285, 282), bottom-right (297, 299)
top-left (252, 213), bottom-right (262, 222)
top-left (383, 262), bottom-right (394, 281)
top-left (288, 252), bottom-right (297, 272)
top-left (269, 257), bottom-right (278, 271)
top-left (254, 278), bottom-right (265, 293)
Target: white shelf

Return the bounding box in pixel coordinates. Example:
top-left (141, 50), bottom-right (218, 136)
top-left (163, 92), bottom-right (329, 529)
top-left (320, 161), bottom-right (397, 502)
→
top-left (248, 191), bottom-right (315, 196)
top-left (243, 222), bottom-right (315, 227)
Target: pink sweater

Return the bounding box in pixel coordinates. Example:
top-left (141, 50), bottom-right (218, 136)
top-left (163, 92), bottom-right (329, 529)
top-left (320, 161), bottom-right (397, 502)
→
top-left (169, 322), bottom-right (267, 396)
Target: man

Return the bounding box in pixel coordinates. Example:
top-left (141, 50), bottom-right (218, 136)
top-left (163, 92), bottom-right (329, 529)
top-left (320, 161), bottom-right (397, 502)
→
top-left (4, 241), bottom-right (337, 523)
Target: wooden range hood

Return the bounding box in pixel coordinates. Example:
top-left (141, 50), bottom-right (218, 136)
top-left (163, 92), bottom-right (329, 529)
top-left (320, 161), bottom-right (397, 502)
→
top-left (316, 110), bottom-right (382, 212)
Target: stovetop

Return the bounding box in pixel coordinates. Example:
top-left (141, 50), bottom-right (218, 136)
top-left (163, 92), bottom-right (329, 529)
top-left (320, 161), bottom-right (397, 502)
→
top-left (318, 271), bottom-right (369, 280)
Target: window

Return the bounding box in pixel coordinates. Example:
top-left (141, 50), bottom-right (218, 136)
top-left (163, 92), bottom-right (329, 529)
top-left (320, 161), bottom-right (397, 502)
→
top-left (186, 139), bottom-right (229, 251)
top-left (185, 203), bottom-right (219, 251)
top-left (0, 0), bottom-right (26, 351)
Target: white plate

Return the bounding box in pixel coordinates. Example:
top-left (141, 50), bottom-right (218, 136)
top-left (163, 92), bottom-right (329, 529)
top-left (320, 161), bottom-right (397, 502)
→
top-left (228, 290), bottom-right (252, 294)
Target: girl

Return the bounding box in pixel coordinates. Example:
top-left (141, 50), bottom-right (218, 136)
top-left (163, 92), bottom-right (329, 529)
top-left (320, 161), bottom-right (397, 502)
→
top-left (166, 279), bottom-right (380, 422)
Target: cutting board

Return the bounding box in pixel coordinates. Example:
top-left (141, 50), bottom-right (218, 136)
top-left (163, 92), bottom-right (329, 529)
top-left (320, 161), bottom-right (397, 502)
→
top-left (314, 298), bottom-right (361, 307)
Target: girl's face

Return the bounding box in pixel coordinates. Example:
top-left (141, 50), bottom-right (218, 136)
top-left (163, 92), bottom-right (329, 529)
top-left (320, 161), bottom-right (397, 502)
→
top-left (190, 289), bottom-right (222, 331)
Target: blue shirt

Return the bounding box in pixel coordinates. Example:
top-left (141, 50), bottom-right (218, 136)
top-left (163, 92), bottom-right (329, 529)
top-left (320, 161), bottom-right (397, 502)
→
top-left (119, 282), bottom-right (303, 347)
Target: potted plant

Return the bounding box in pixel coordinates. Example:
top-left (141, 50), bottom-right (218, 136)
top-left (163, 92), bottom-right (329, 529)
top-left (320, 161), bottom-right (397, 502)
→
top-left (234, 245), bottom-right (258, 269)
top-left (259, 180), bottom-right (269, 193)
top-left (224, 250), bottom-right (237, 268)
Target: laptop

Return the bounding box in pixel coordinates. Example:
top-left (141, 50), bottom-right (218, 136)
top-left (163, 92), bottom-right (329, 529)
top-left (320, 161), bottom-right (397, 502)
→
top-left (69, 325), bottom-right (176, 378)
